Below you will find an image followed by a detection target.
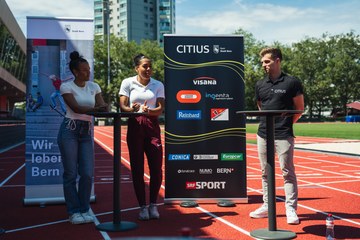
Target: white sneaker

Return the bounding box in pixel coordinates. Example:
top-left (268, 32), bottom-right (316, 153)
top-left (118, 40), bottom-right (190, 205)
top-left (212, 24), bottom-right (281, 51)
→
top-left (138, 205), bottom-right (149, 221)
top-left (249, 204), bottom-right (268, 218)
top-left (69, 213), bottom-right (86, 224)
top-left (149, 203), bottom-right (160, 219)
top-left (286, 208), bottom-right (300, 225)
top-left (81, 211), bottom-right (94, 223)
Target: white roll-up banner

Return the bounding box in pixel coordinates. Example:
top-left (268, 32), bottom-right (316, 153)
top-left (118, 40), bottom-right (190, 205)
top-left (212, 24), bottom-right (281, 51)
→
top-left (24, 17), bottom-right (95, 205)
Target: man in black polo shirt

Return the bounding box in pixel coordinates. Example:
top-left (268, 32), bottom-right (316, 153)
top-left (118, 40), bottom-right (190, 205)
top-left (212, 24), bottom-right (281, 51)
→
top-left (249, 47), bottom-right (304, 225)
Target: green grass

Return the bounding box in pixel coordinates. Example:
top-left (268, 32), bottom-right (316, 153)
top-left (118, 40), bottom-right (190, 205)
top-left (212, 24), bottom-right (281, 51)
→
top-left (246, 122), bottom-right (360, 140)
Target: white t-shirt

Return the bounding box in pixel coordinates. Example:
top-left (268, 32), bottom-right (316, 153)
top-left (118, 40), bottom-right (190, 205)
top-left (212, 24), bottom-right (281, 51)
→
top-left (60, 80), bottom-right (101, 121)
top-left (119, 76), bottom-right (165, 112)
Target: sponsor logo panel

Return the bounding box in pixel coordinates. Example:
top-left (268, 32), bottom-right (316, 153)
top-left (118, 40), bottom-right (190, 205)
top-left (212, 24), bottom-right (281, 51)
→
top-left (193, 154), bottom-right (218, 160)
top-left (192, 77), bottom-right (217, 86)
top-left (213, 45), bottom-right (219, 54)
top-left (185, 181), bottom-right (226, 190)
top-left (177, 169), bottom-right (196, 174)
top-left (168, 154), bottom-right (191, 161)
top-left (206, 92), bottom-right (234, 101)
top-left (221, 153), bottom-right (244, 161)
top-left (199, 168), bottom-right (213, 174)
top-left (216, 168), bottom-right (235, 174)
top-left (175, 44), bottom-right (233, 54)
top-left (186, 182), bottom-right (196, 189)
top-left (176, 90), bottom-right (201, 103)
top-left (176, 110), bottom-right (201, 120)
top-left (176, 45), bottom-right (210, 54)
top-left (211, 108), bottom-right (229, 121)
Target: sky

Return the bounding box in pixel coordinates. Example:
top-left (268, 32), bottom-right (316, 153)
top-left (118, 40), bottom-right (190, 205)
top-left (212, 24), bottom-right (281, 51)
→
top-left (5, 0), bottom-right (360, 45)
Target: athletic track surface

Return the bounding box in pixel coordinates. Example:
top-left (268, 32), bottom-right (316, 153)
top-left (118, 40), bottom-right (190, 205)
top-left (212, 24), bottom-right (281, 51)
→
top-left (0, 126), bottom-right (359, 240)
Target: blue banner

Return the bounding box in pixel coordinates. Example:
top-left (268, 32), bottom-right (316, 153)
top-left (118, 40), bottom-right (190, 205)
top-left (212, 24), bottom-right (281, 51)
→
top-left (24, 17), bottom-right (94, 205)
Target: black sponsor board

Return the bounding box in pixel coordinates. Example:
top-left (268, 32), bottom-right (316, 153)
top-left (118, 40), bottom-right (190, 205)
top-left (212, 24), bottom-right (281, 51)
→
top-left (164, 35), bottom-right (247, 202)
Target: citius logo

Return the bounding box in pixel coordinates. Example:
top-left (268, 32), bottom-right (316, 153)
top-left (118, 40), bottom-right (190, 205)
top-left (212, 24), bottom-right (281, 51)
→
top-left (176, 45), bottom-right (210, 54)
top-left (186, 181), bottom-right (226, 190)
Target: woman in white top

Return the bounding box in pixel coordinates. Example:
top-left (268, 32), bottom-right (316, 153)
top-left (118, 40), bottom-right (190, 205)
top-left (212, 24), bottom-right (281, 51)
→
top-left (119, 54), bottom-right (165, 220)
top-left (57, 51), bottom-right (107, 225)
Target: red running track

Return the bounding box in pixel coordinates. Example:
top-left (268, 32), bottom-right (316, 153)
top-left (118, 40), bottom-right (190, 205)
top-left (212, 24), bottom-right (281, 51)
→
top-left (0, 126), bottom-right (359, 240)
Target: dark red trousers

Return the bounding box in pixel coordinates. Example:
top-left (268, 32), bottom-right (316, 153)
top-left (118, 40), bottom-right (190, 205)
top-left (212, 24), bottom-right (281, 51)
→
top-left (126, 116), bottom-right (163, 206)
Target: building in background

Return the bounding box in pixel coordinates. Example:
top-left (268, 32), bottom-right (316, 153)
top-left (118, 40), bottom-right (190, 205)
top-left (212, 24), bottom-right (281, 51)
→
top-left (0, 0), bottom-right (26, 118)
top-left (94, 0), bottom-right (175, 45)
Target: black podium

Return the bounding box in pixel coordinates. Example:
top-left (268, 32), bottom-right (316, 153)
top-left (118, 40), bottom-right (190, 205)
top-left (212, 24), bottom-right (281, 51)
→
top-left (88, 112), bottom-right (145, 232)
top-left (237, 110), bottom-right (302, 240)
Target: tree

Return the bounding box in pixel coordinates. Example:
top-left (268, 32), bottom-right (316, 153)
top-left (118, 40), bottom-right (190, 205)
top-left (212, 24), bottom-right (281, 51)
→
top-left (290, 31), bottom-right (360, 118)
top-left (94, 36), bottom-right (164, 110)
top-left (290, 37), bottom-right (329, 118)
top-left (233, 28), bottom-right (266, 110)
top-left (324, 31), bottom-right (360, 115)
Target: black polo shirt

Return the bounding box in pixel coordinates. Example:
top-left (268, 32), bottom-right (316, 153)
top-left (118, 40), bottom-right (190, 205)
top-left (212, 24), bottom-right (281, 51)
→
top-left (255, 72), bottom-right (304, 139)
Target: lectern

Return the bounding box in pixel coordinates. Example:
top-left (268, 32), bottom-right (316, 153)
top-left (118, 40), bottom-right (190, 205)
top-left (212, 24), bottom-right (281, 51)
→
top-left (237, 110), bottom-right (302, 240)
top-left (87, 112), bottom-right (145, 232)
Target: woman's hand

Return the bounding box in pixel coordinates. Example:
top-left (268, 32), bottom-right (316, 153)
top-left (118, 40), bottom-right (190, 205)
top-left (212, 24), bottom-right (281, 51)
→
top-left (131, 102), bottom-right (141, 112)
top-left (141, 100), bottom-right (149, 113)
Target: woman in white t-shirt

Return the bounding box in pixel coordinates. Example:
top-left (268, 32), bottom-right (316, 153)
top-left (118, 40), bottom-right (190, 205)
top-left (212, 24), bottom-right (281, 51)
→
top-left (57, 51), bottom-right (107, 225)
top-left (119, 54), bottom-right (165, 221)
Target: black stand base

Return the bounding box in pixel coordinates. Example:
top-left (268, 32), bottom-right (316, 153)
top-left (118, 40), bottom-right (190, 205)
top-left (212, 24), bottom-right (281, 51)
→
top-left (217, 200), bottom-right (236, 207)
top-left (250, 228), bottom-right (296, 240)
top-left (96, 221), bottom-right (137, 232)
top-left (180, 201), bottom-right (198, 208)
top-left (0, 228), bottom-right (5, 235)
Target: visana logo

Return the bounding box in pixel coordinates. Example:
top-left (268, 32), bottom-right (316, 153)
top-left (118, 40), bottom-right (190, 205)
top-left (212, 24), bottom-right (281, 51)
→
top-left (176, 45), bottom-right (210, 54)
top-left (192, 77), bottom-right (217, 85)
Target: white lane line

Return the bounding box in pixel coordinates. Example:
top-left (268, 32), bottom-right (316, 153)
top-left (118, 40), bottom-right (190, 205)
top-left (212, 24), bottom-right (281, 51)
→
top-left (94, 130), bottom-right (113, 139)
top-left (296, 155), bottom-right (360, 168)
top-left (5, 207), bottom-right (138, 236)
top-left (196, 206), bottom-right (251, 237)
top-left (298, 179), bottom-right (360, 187)
top-left (0, 141), bottom-right (24, 154)
top-left (247, 154), bottom-right (358, 179)
top-left (247, 165), bottom-right (360, 197)
top-left (0, 163), bottom-right (24, 187)
top-left (340, 170), bottom-right (360, 172)
top-left (89, 208), bottom-right (111, 240)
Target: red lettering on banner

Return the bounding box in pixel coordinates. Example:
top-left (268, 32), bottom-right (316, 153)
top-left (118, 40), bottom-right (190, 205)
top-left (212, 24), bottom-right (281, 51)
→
top-left (186, 182), bottom-right (196, 189)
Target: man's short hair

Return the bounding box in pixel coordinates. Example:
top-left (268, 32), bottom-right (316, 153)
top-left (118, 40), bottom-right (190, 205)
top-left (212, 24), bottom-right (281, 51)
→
top-left (260, 47), bottom-right (282, 61)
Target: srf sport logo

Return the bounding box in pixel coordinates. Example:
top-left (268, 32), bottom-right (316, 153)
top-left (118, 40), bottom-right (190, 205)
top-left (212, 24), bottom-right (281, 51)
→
top-left (186, 181), bottom-right (226, 190)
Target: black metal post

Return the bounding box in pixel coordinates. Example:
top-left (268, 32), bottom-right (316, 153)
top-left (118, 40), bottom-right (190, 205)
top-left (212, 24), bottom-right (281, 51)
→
top-left (236, 110), bottom-right (300, 240)
top-left (266, 114), bottom-right (276, 231)
top-left (93, 112), bottom-right (137, 232)
top-left (113, 115), bottom-right (121, 224)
